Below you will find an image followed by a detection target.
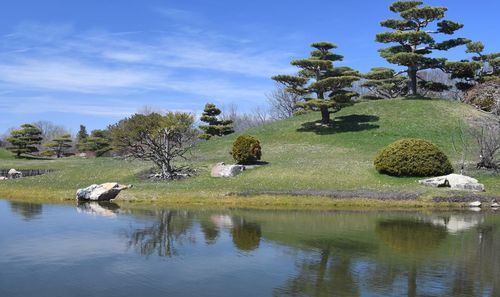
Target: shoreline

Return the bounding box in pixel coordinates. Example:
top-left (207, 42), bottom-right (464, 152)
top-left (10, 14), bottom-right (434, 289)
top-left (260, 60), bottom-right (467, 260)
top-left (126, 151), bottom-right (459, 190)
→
top-left (2, 188), bottom-right (498, 210)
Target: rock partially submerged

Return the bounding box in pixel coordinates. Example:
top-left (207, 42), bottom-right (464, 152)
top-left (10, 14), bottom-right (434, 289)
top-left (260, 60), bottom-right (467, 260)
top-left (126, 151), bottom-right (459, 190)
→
top-left (76, 183), bottom-right (132, 201)
top-left (419, 174), bottom-right (485, 192)
top-left (8, 169), bottom-right (22, 179)
top-left (211, 162), bottom-right (245, 177)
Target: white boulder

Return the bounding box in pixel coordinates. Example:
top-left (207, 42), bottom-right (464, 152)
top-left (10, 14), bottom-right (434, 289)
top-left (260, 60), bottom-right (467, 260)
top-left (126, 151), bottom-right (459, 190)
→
top-left (211, 162), bottom-right (245, 177)
top-left (419, 174), bottom-right (485, 192)
top-left (8, 169), bottom-right (22, 179)
top-left (469, 201), bottom-right (482, 208)
top-left (0, 176), bottom-right (8, 180)
top-left (76, 182), bottom-right (132, 201)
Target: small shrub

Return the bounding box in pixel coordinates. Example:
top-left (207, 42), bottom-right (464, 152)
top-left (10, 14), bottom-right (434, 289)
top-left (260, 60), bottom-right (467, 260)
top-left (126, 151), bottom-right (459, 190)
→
top-left (231, 135), bottom-right (262, 164)
top-left (374, 138), bottom-right (453, 177)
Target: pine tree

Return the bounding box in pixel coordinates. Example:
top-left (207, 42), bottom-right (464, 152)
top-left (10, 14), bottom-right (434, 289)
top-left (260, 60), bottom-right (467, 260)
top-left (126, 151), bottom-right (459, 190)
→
top-left (362, 67), bottom-right (408, 98)
top-left (445, 42), bottom-right (500, 92)
top-left (76, 125), bottom-right (89, 152)
top-left (81, 129), bottom-right (111, 157)
top-left (376, 1), bottom-right (470, 96)
top-left (199, 103), bottom-right (234, 140)
top-left (44, 134), bottom-right (73, 158)
top-left (6, 124), bottom-right (43, 157)
top-left (272, 42), bottom-right (361, 124)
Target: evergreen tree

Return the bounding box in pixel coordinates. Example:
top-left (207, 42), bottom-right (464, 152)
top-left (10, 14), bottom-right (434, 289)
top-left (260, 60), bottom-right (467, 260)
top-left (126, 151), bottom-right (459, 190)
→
top-left (445, 42), bottom-right (500, 92)
top-left (376, 1), bottom-right (469, 96)
top-left (44, 134), bottom-right (73, 158)
top-left (81, 129), bottom-right (112, 157)
top-left (272, 42), bottom-right (361, 124)
top-left (6, 124), bottom-right (43, 157)
top-left (199, 103), bottom-right (234, 140)
top-left (362, 67), bottom-right (408, 98)
top-left (76, 125), bottom-right (89, 150)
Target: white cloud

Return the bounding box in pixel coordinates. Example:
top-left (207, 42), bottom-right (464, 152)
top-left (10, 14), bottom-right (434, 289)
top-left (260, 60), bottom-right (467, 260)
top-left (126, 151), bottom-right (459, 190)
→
top-left (0, 59), bottom-right (164, 93)
top-left (0, 96), bottom-right (137, 117)
top-left (0, 18), bottom-right (295, 121)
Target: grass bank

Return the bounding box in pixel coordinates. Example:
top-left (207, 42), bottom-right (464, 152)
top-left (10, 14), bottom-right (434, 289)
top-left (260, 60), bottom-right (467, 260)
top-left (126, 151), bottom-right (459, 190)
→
top-left (1, 98), bottom-right (499, 209)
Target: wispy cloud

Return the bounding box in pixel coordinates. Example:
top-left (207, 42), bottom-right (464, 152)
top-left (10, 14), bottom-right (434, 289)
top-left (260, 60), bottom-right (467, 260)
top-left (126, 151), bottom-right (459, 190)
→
top-left (0, 59), bottom-right (162, 94)
top-left (0, 14), bottom-right (295, 129)
top-left (0, 96), bottom-right (138, 117)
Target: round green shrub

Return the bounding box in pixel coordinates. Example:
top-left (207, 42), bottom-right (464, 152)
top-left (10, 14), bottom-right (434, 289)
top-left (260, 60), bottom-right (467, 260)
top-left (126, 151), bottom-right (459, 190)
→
top-left (374, 138), bottom-right (453, 177)
top-left (231, 135), bottom-right (262, 164)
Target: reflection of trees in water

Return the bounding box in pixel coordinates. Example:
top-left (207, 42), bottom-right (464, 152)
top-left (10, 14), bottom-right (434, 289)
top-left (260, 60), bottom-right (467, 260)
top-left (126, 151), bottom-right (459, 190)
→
top-left (9, 201), bottom-right (42, 220)
top-left (375, 219), bottom-right (447, 297)
top-left (274, 238), bottom-right (376, 296)
top-left (231, 217), bottom-right (262, 252)
top-left (199, 219), bottom-right (219, 245)
top-left (125, 210), bottom-right (195, 257)
top-left (447, 223), bottom-right (500, 296)
top-left (375, 219), bottom-right (447, 255)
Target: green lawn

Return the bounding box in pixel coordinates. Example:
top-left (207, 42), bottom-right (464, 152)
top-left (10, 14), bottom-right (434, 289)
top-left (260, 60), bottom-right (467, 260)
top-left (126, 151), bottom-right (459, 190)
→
top-left (1, 98), bottom-right (499, 207)
top-left (0, 148), bottom-right (14, 160)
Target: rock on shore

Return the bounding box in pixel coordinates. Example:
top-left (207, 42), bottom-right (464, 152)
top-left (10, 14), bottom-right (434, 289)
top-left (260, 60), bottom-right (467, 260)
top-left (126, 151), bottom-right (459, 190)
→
top-left (211, 162), bottom-right (245, 177)
top-left (8, 169), bottom-right (22, 179)
top-left (76, 183), bottom-right (132, 201)
top-left (419, 174), bottom-right (485, 192)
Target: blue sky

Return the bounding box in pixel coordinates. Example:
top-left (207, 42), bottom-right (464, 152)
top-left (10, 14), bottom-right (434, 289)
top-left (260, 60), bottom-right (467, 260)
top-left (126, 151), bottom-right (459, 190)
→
top-left (0, 0), bottom-right (498, 134)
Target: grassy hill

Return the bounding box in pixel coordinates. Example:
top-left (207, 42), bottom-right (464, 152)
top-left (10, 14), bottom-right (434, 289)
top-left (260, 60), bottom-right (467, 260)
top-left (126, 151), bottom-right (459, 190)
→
top-left (1, 98), bottom-right (498, 206)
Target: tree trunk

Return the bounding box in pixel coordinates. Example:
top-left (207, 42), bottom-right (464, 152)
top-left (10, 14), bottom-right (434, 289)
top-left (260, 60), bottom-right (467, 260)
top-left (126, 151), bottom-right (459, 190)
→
top-left (408, 67), bottom-right (418, 96)
top-left (320, 106), bottom-right (330, 125)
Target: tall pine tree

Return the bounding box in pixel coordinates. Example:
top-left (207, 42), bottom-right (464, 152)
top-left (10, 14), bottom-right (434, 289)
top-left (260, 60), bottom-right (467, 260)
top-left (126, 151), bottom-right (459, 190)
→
top-left (199, 103), bottom-right (234, 140)
top-left (376, 1), bottom-right (469, 96)
top-left (272, 42), bottom-right (360, 124)
top-left (76, 124), bottom-right (89, 152)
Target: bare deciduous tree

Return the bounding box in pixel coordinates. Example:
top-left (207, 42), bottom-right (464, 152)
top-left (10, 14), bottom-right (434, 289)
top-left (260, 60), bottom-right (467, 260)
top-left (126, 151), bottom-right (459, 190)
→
top-left (266, 84), bottom-right (302, 119)
top-left (474, 119), bottom-right (500, 171)
top-left (220, 103), bottom-right (272, 132)
top-left (33, 120), bottom-right (71, 144)
top-left (109, 112), bottom-right (198, 179)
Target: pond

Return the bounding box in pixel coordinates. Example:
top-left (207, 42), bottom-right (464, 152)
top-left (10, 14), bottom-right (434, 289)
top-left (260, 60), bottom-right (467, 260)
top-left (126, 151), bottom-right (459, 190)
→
top-left (0, 199), bottom-right (499, 297)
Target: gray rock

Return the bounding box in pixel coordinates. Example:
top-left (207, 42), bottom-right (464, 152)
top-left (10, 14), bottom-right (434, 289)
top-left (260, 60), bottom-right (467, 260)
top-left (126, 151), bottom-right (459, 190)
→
top-left (76, 182), bottom-right (132, 201)
top-left (211, 162), bottom-right (245, 177)
top-left (469, 201), bottom-right (482, 208)
top-left (8, 169), bottom-right (22, 179)
top-left (419, 174), bottom-right (485, 192)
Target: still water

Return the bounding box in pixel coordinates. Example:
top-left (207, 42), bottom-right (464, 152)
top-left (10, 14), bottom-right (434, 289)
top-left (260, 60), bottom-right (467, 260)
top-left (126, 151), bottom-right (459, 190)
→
top-left (0, 199), bottom-right (499, 297)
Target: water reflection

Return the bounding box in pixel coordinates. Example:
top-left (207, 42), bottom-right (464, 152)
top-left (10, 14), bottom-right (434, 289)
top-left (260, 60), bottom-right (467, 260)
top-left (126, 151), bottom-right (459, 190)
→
top-left (376, 219), bottom-right (447, 297)
top-left (124, 210), bottom-right (195, 257)
top-left (76, 201), bottom-right (120, 217)
top-left (200, 218), bottom-right (219, 245)
top-left (2, 200), bottom-right (500, 297)
top-left (9, 201), bottom-right (42, 221)
top-left (375, 218), bottom-right (447, 255)
top-left (231, 217), bottom-right (262, 252)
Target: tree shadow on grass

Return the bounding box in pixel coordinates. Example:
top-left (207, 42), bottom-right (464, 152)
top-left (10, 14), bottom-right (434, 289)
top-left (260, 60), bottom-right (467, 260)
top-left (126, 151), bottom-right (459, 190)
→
top-left (297, 114), bottom-right (380, 135)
